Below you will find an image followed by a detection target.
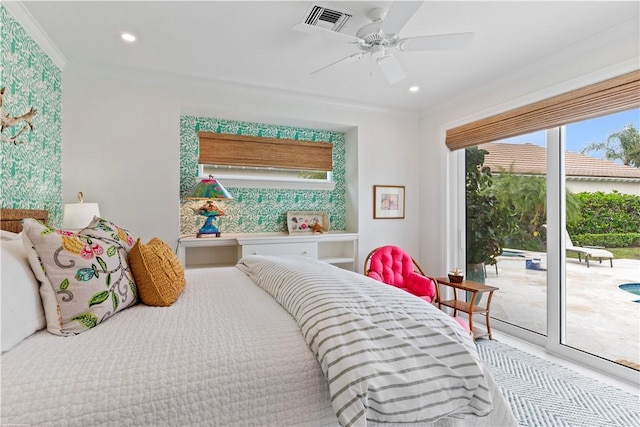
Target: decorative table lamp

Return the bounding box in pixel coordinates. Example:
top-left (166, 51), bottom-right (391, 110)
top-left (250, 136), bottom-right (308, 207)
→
top-left (61, 192), bottom-right (101, 230)
top-left (186, 175), bottom-right (233, 238)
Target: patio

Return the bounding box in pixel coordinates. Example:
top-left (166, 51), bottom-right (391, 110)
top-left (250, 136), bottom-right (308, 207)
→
top-left (482, 254), bottom-right (640, 367)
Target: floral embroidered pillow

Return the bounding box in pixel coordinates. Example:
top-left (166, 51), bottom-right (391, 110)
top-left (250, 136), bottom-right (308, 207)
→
top-left (22, 218), bottom-right (138, 336)
top-left (82, 216), bottom-right (136, 253)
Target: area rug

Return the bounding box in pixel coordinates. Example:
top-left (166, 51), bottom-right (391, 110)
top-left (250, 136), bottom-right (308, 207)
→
top-left (475, 339), bottom-right (640, 426)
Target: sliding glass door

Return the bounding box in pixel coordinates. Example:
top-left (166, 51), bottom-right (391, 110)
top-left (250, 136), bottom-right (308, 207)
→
top-left (561, 112), bottom-right (640, 369)
top-left (464, 107), bottom-right (640, 376)
top-left (469, 131), bottom-right (548, 337)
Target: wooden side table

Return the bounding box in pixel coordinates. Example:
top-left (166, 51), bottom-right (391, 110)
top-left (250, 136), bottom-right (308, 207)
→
top-left (436, 278), bottom-right (499, 340)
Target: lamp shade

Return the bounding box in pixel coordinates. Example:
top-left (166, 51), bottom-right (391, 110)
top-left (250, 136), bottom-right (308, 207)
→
top-left (62, 202), bottom-right (101, 229)
top-left (186, 176), bottom-right (232, 200)
top-left (186, 176), bottom-right (231, 238)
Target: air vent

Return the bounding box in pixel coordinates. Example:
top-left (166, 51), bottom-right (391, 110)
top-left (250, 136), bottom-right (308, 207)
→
top-left (303, 5), bottom-right (352, 32)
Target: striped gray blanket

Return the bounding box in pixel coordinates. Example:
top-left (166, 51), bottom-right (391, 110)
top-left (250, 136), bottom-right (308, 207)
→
top-left (237, 256), bottom-right (493, 427)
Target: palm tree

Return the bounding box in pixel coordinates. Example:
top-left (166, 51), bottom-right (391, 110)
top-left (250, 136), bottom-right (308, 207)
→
top-left (581, 123), bottom-right (640, 167)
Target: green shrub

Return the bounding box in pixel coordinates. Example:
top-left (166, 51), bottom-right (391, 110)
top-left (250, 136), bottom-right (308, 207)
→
top-left (572, 233), bottom-right (640, 248)
top-left (567, 191), bottom-right (640, 235)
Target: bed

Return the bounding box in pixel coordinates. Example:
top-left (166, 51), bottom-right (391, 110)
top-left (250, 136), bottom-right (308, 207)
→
top-left (0, 208), bottom-right (517, 426)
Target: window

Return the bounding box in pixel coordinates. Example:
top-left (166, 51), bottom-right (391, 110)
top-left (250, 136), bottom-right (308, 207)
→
top-left (198, 132), bottom-right (335, 190)
top-left (199, 164), bottom-right (334, 190)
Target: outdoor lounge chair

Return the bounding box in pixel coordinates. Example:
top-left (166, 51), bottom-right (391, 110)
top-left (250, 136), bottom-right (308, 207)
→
top-left (565, 230), bottom-right (614, 268)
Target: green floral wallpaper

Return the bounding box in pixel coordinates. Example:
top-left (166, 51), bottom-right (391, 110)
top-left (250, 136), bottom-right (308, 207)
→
top-left (180, 116), bottom-right (346, 235)
top-left (1, 6), bottom-right (63, 226)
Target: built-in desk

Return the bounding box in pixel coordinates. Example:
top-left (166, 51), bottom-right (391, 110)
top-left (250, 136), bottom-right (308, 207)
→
top-left (177, 232), bottom-right (359, 271)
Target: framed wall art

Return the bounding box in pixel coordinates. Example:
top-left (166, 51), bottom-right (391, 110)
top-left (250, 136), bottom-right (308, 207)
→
top-left (373, 185), bottom-right (405, 219)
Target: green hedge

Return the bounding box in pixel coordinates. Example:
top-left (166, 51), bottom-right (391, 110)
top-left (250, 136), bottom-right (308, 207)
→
top-left (572, 233), bottom-right (640, 248)
top-left (567, 192), bottom-right (640, 235)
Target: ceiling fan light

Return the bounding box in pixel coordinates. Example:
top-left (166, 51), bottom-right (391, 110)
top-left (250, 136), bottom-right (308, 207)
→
top-left (377, 55), bottom-right (406, 84)
top-left (370, 44), bottom-right (386, 59)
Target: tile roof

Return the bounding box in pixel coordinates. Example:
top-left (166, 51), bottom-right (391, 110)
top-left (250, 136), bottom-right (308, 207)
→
top-left (478, 142), bottom-right (640, 179)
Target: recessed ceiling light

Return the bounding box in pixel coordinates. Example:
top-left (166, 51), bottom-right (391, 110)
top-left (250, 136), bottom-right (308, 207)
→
top-left (409, 86), bottom-right (420, 93)
top-left (121, 32), bottom-right (136, 43)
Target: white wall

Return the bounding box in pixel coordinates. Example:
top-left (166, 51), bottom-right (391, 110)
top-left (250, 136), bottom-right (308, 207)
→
top-left (567, 180), bottom-right (640, 196)
top-left (62, 64), bottom-right (420, 266)
top-left (62, 68), bottom-right (181, 246)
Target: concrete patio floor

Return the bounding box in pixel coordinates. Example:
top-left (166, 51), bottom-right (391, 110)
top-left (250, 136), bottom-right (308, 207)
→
top-left (481, 254), bottom-right (640, 366)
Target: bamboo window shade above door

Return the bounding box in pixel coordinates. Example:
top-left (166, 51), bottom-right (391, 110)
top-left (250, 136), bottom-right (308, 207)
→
top-left (198, 132), bottom-right (333, 171)
top-left (445, 70), bottom-right (640, 151)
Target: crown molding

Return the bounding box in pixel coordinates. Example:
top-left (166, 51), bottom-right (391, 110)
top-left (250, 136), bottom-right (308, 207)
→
top-left (3, 0), bottom-right (66, 69)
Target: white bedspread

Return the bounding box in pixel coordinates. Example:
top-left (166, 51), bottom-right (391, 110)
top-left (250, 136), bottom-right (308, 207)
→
top-left (1, 267), bottom-right (336, 426)
top-left (237, 256), bottom-right (494, 426)
top-left (1, 265), bottom-right (516, 427)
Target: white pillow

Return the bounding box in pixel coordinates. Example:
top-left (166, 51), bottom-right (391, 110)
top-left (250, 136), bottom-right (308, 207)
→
top-left (1, 230), bottom-right (20, 241)
top-left (1, 238), bottom-right (46, 352)
top-left (22, 232), bottom-right (61, 335)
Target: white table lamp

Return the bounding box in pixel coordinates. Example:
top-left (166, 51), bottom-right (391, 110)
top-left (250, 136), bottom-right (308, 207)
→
top-left (62, 192), bottom-right (101, 230)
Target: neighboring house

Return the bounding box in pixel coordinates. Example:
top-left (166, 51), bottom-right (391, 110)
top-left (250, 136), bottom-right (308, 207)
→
top-left (479, 142), bottom-right (640, 196)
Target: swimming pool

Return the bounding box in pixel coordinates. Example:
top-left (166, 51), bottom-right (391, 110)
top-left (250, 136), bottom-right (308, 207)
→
top-left (500, 249), bottom-right (527, 258)
top-left (619, 283), bottom-right (640, 303)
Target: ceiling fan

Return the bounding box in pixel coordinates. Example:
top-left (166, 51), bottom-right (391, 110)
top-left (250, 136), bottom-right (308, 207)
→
top-left (294, 1), bottom-right (474, 84)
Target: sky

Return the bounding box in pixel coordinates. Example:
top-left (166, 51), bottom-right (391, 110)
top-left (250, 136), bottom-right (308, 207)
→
top-left (498, 108), bottom-right (640, 158)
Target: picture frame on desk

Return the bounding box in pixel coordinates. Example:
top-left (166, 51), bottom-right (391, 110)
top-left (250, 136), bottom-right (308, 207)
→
top-left (286, 211), bottom-right (330, 234)
top-left (373, 185), bottom-right (405, 219)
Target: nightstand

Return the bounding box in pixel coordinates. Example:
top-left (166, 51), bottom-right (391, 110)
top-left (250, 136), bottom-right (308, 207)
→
top-left (436, 278), bottom-right (499, 340)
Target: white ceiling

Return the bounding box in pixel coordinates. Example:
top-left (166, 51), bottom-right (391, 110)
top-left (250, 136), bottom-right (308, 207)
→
top-left (14, 1), bottom-right (640, 113)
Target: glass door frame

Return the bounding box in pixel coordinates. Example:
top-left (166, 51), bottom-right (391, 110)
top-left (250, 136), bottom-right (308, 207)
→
top-left (451, 128), bottom-right (640, 386)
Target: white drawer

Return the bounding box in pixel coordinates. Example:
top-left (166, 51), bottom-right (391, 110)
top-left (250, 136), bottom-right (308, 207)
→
top-left (241, 242), bottom-right (318, 259)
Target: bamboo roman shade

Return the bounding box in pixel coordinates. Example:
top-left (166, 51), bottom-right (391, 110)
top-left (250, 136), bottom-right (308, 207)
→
top-left (198, 132), bottom-right (333, 171)
top-left (445, 70), bottom-right (640, 151)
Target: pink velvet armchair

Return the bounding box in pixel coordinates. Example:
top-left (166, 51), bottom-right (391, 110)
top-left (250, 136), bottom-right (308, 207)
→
top-left (363, 245), bottom-right (470, 334)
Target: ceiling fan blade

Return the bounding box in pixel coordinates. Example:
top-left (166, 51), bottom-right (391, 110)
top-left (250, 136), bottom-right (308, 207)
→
top-left (377, 54), bottom-right (406, 84)
top-left (292, 23), bottom-right (361, 44)
top-left (397, 32), bottom-right (475, 51)
top-left (311, 52), bottom-right (366, 75)
top-left (380, 1), bottom-right (423, 36)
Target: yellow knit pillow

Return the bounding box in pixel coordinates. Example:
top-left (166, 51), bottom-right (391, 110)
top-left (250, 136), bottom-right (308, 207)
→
top-left (128, 238), bottom-right (186, 307)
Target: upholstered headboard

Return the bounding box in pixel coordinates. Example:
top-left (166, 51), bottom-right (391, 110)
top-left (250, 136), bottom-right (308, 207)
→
top-left (0, 208), bottom-right (48, 233)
